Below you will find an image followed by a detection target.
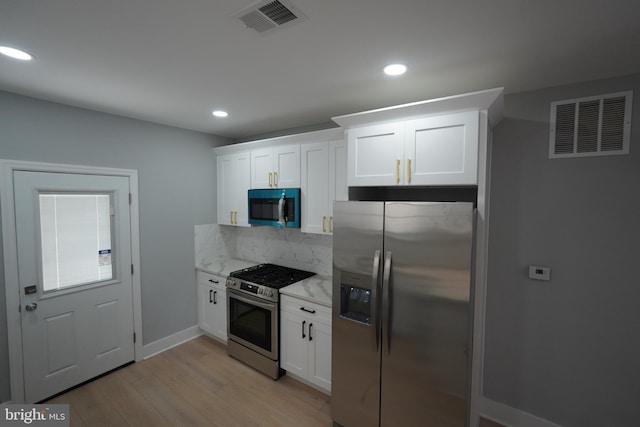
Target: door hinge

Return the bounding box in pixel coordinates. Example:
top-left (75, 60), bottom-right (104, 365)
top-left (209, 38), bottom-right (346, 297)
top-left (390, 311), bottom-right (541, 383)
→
top-left (129, 193), bottom-right (132, 205)
top-left (133, 332), bottom-right (136, 343)
top-left (131, 264), bottom-right (134, 275)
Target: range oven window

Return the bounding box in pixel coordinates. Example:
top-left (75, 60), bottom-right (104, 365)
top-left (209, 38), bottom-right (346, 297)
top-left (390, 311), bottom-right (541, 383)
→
top-left (229, 295), bottom-right (272, 352)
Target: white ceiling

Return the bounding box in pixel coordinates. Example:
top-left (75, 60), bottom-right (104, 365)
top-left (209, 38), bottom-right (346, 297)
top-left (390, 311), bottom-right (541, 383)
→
top-left (1, 0), bottom-right (639, 140)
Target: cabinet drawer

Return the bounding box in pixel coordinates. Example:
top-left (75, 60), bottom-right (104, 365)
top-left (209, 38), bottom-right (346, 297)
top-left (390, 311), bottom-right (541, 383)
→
top-left (281, 295), bottom-right (331, 323)
top-left (197, 270), bottom-right (225, 289)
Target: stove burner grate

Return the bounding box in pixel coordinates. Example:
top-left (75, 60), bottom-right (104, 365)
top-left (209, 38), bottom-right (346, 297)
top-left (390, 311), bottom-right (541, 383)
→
top-left (230, 263), bottom-right (315, 289)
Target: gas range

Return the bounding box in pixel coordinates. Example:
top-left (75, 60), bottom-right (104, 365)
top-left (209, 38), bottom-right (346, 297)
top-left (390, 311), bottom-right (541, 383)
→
top-left (225, 263), bottom-right (315, 303)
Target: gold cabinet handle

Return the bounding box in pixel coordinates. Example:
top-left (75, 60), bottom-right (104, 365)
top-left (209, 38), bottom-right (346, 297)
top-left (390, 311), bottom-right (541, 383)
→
top-left (407, 159), bottom-right (412, 184)
top-left (322, 216), bottom-right (327, 233)
top-left (234, 211), bottom-right (238, 225)
top-left (230, 211), bottom-right (234, 225)
top-left (329, 216), bottom-right (333, 233)
top-left (273, 171), bottom-right (278, 187)
top-left (395, 159), bottom-right (400, 183)
top-left (268, 172), bottom-right (273, 187)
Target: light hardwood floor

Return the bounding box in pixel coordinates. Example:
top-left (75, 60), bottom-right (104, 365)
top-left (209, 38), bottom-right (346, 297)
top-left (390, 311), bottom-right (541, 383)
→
top-left (46, 335), bottom-right (502, 426)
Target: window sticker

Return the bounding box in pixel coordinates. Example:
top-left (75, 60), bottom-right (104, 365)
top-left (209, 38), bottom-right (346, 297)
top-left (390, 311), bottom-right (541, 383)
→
top-left (98, 249), bottom-right (112, 266)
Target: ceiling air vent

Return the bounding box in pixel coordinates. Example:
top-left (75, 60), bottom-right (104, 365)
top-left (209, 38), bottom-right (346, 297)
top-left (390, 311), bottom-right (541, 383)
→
top-left (549, 91), bottom-right (633, 158)
top-left (234, 0), bottom-right (307, 34)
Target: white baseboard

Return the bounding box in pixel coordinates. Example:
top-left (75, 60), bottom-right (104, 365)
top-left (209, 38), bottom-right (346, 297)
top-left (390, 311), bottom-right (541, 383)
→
top-left (142, 325), bottom-right (203, 359)
top-left (480, 398), bottom-right (562, 427)
top-left (283, 371), bottom-right (331, 396)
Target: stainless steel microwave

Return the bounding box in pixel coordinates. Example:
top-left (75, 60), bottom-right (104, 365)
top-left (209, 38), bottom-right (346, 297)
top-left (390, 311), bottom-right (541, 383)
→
top-left (248, 188), bottom-right (301, 228)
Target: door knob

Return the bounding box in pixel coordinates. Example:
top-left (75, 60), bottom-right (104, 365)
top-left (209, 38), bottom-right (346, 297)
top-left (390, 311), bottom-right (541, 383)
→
top-left (25, 302), bottom-right (38, 312)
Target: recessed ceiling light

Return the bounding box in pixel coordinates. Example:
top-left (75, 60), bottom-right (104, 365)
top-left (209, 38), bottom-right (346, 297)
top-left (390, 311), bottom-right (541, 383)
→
top-left (212, 110), bottom-right (228, 118)
top-left (0, 46), bottom-right (33, 61)
top-left (383, 63), bottom-right (407, 76)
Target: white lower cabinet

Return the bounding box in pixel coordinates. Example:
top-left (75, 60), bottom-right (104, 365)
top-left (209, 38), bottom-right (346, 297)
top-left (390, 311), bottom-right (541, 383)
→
top-left (280, 295), bottom-right (332, 393)
top-left (197, 271), bottom-right (227, 342)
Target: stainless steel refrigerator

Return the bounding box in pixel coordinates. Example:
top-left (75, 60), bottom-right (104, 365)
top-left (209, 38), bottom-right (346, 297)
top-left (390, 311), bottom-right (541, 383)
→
top-left (332, 201), bottom-right (474, 427)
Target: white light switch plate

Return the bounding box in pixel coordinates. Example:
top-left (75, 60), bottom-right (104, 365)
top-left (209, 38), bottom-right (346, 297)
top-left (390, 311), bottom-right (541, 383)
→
top-left (529, 265), bottom-right (551, 281)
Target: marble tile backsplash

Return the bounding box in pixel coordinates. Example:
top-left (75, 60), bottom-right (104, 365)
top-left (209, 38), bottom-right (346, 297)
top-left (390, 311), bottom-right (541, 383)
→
top-left (195, 224), bottom-right (332, 276)
top-left (194, 224), bottom-right (235, 269)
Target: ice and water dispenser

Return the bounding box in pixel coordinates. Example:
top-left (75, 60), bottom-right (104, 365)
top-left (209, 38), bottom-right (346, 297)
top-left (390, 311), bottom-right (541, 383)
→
top-left (339, 271), bottom-right (372, 325)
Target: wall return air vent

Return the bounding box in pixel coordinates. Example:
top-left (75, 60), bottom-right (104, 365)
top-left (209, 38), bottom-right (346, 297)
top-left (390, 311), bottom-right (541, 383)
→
top-left (549, 91), bottom-right (633, 158)
top-left (233, 0), bottom-right (307, 34)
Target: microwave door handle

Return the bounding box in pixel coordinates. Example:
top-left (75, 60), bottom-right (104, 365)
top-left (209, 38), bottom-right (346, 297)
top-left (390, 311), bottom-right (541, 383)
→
top-left (371, 250), bottom-right (381, 352)
top-left (277, 193), bottom-right (286, 228)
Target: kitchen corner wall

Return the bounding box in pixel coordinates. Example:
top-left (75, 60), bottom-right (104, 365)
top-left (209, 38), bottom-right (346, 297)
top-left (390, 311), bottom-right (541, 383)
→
top-left (0, 90), bottom-right (230, 403)
top-left (484, 73), bottom-right (640, 427)
top-left (195, 224), bottom-right (332, 276)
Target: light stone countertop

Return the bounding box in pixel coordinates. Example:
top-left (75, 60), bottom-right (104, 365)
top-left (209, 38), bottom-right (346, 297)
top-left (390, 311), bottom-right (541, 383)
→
top-left (197, 259), bottom-right (332, 308)
top-left (196, 259), bottom-right (258, 278)
top-left (280, 275), bottom-right (332, 308)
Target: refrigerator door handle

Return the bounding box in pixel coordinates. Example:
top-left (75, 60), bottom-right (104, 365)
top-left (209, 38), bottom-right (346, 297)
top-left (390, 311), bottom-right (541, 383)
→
top-left (371, 249), bottom-right (381, 351)
top-left (382, 251), bottom-right (392, 354)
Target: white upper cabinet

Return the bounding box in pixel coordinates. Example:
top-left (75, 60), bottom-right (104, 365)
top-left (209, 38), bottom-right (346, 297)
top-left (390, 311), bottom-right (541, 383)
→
top-left (347, 122), bottom-right (405, 186)
top-left (333, 88), bottom-right (504, 187)
top-left (251, 145), bottom-right (300, 189)
top-left (217, 151), bottom-right (251, 226)
top-left (251, 148), bottom-right (273, 189)
top-left (328, 139), bottom-right (348, 216)
top-left (301, 142), bottom-right (328, 234)
top-left (345, 111), bottom-right (479, 186)
top-left (404, 110), bottom-right (479, 186)
top-left (215, 128), bottom-right (344, 228)
top-left (301, 138), bottom-right (347, 235)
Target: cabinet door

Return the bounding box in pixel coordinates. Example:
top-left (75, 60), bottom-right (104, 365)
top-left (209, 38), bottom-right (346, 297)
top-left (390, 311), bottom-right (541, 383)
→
top-left (328, 138), bottom-right (347, 233)
top-left (273, 145), bottom-right (300, 188)
top-left (347, 123), bottom-right (405, 186)
top-left (251, 148), bottom-right (274, 189)
top-left (301, 142), bottom-right (329, 234)
top-left (217, 154), bottom-right (235, 225)
top-left (404, 110), bottom-right (479, 185)
top-left (234, 152), bottom-right (251, 227)
top-left (218, 152), bottom-right (251, 226)
top-left (308, 319), bottom-right (332, 392)
top-left (280, 311), bottom-right (309, 378)
top-left (197, 283), bottom-right (217, 335)
top-left (211, 286), bottom-right (227, 341)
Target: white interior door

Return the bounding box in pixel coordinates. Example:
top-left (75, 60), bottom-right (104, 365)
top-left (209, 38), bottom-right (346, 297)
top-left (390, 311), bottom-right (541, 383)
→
top-left (13, 170), bottom-right (135, 402)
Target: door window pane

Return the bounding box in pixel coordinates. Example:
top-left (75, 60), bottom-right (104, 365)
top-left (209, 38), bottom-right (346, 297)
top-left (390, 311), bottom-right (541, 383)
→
top-left (39, 193), bottom-right (114, 292)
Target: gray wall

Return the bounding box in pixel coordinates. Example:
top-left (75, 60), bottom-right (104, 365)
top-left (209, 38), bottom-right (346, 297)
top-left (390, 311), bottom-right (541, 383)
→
top-left (0, 90), bottom-right (230, 402)
top-left (485, 74), bottom-right (640, 426)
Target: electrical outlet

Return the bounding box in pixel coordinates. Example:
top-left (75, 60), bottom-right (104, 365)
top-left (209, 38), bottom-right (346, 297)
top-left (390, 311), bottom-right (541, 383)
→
top-left (528, 265), bottom-right (551, 281)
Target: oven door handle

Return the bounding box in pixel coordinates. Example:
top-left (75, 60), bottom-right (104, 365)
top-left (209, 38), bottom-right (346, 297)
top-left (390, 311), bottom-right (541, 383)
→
top-left (227, 289), bottom-right (275, 310)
